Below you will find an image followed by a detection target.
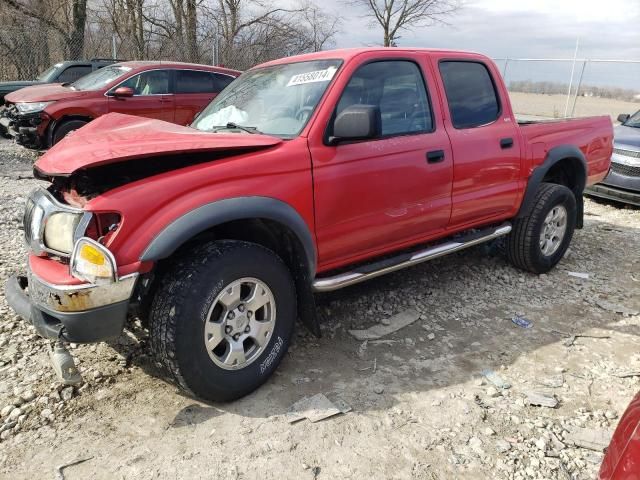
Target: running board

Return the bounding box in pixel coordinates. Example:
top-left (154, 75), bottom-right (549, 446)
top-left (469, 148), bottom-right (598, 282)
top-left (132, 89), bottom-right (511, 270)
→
top-left (312, 223), bottom-right (512, 292)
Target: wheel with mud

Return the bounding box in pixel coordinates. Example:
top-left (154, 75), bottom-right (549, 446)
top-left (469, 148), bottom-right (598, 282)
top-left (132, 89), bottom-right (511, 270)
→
top-left (149, 240), bottom-right (296, 401)
top-left (52, 119), bottom-right (87, 145)
top-left (506, 182), bottom-right (577, 274)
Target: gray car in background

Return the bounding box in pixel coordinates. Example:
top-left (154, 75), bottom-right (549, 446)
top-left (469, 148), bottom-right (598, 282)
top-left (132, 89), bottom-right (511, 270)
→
top-left (585, 111), bottom-right (640, 206)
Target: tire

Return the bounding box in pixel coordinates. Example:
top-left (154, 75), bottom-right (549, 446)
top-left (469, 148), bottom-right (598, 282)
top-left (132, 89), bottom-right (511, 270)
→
top-left (149, 240), bottom-right (296, 402)
top-left (52, 119), bottom-right (87, 145)
top-left (506, 182), bottom-right (577, 274)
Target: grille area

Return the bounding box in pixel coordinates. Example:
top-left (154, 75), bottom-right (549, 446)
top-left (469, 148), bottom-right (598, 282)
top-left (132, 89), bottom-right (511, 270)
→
top-left (611, 162), bottom-right (640, 178)
top-left (613, 147), bottom-right (640, 159)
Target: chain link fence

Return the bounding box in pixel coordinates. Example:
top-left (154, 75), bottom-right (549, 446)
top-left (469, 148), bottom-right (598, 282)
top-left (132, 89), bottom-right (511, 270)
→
top-left (0, 22), bottom-right (301, 81)
top-left (494, 58), bottom-right (640, 121)
top-left (0, 20), bottom-right (639, 124)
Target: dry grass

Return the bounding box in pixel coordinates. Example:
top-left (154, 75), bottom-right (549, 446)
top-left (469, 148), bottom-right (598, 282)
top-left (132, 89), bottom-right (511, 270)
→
top-left (508, 91), bottom-right (639, 120)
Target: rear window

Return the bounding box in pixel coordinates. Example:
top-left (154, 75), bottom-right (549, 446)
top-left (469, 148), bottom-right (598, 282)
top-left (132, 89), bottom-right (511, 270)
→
top-left (439, 61), bottom-right (500, 129)
top-left (57, 65), bottom-right (92, 83)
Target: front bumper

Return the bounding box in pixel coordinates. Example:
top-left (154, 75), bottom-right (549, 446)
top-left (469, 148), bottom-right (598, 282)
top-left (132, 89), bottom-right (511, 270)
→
top-left (585, 163), bottom-right (640, 207)
top-left (0, 106), bottom-right (49, 148)
top-left (4, 270), bottom-right (138, 343)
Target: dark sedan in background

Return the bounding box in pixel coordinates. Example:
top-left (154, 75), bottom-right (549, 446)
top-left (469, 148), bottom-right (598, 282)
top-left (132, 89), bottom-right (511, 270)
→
top-left (0, 59), bottom-right (119, 104)
top-left (586, 111), bottom-right (640, 206)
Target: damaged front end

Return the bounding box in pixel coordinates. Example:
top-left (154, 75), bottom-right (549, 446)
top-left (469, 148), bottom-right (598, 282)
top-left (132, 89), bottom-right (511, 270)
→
top-left (4, 186), bottom-right (137, 344)
top-left (0, 102), bottom-right (50, 148)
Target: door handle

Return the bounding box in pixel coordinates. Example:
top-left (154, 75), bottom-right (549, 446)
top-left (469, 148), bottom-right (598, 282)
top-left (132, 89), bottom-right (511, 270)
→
top-left (426, 150), bottom-right (445, 163)
top-left (500, 137), bottom-right (514, 149)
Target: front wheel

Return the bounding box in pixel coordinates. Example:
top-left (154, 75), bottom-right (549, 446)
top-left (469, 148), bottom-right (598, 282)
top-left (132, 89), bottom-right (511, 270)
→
top-left (506, 182), bottom-right (577, 274)
top-left (149, 240), bottom-right (296, 401)
top-left (52, 119), bottom-right (87, 145)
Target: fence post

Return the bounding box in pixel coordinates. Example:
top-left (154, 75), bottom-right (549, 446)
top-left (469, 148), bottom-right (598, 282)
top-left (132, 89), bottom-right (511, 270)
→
top-left (112, 34), bottom-right (117, 59)
top-left (564, 37), bottom-right (580, 117)
top-left (502, 59), bottom-right (510, 81)
top-left (570, 60), bottom-right (588, 117)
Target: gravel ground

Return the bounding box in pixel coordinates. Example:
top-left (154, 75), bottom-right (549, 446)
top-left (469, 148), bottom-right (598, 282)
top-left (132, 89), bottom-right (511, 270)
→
top-left (0, 139), bottom-right (639, 480)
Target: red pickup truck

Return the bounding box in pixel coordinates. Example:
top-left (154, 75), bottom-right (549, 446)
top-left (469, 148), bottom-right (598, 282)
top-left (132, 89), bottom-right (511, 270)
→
top-left (6, 48), bottom-right (612, 401)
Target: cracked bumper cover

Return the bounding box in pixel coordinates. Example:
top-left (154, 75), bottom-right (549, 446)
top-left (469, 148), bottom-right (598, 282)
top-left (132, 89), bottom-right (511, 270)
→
top-left (4, 270), bottom-right (138, 343)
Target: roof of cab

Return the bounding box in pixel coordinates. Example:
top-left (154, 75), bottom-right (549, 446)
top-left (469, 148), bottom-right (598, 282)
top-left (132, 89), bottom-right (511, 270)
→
top-left (255, 47), bottom-right (487, 69)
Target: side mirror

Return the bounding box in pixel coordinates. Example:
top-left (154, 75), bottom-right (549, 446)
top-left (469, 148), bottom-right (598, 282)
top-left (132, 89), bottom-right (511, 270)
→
top-left (113, 86), bottom-right (134, 98)
top-left (328, 104), bottom-right (381, 145)
top-left (617, 113), bottom-right (630, 124)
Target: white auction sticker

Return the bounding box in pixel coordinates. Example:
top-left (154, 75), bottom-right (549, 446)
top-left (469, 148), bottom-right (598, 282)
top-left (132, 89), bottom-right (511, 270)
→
top-left (287, 67), bottom-right (337, 86)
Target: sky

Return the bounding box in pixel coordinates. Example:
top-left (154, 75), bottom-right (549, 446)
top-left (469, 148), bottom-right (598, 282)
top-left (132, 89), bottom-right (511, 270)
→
top-left (329, 0), bottom-right (640, 88)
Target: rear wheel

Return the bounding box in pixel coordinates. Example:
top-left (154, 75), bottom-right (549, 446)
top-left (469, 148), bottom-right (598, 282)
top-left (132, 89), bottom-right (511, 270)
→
top-left (52, 119), bottom-right (87, 145)
top-left (506, 182), bottom-right (577, 273)
top-left (149, 240), bottom-right (296, 402)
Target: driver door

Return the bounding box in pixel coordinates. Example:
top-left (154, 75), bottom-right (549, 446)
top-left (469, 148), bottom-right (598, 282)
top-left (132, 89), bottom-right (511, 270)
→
top-left (309, 57), bottom-right (453, 269)
top-left (107, 69), bottom-right (175, 122)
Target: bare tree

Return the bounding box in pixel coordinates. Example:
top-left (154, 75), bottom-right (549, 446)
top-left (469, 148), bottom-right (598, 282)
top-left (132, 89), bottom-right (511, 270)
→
top-left (0, 0), bottom-right (88, 58)
top-left (352, 0), bottom-right (460, 47)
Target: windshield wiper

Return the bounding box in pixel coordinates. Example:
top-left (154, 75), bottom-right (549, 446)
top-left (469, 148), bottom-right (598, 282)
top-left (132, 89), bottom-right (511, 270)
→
top-left (211, 122), bottom-right (261, 134)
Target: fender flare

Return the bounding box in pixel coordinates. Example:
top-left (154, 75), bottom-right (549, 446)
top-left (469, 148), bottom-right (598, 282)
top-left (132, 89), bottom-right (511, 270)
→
top-left (516, 145), bottom-right (587, 223)
top-left (140, 196), bottom-right (317, 276)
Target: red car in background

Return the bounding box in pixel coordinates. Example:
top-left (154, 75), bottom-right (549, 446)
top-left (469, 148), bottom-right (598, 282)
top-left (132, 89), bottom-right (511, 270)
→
top-left (0, 61), bottom-right (240, 149)
top-left (600, 392), bottom-right (640, 479)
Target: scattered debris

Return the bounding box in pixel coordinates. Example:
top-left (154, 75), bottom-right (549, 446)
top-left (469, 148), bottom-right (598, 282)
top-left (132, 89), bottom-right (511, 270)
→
top-left (613, 371), bottom-right (640, 379)
top-left (287, 394), bottom-right (350, 424)
top-left (486, 386), bottom-right (500, 398)
top-left (545, 328), bottom-right (610, 347)
top-left (567, 271), bottom-right (590, 280)
top-left (540, 374), bottom-right (564, 388)
top-left (566, 427), bottom-right (612, 452)
top-left (511, 314), bottom-right (533, 329)
top-left (348, 309), bottom-right (420, 341)
top-left (49, 343), bottom-right (83, 386)
top-left (526, 391), bottom-right (558, 408)
top-left (596, 299), bottom-right (639, 317)
top-left (482, 369), bottom-right (511, 389)
top-left (54, 457), bottom-right (93, 480)
top-left (427, 333), bottom-right (435, 341)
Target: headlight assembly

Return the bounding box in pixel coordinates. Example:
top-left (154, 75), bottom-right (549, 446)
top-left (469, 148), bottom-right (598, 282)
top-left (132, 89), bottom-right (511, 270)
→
top-left (43, 212), bottom-right (83, 254)
top-left (15, 101), bottom-right (53, 114)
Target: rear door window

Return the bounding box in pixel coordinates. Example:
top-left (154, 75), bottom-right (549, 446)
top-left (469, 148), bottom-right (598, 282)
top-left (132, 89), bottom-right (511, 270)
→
top-left (439, 61), bottom-right (500, 129)
top-left (176, 70), bottom-right (216, 94)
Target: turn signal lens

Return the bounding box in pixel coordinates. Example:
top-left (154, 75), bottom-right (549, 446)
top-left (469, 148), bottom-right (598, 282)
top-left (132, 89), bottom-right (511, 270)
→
top-left (70, 238), bottom-right (116, 284)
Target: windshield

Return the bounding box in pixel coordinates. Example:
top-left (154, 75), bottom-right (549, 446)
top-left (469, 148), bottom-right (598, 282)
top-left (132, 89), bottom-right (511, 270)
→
top-left (37, 64), bottom-right (62, 82)
top-left (71, 65), bottom-right (132, 91)
top-left (623, 110), bottom-right (640, 128)
top-left (192, 59), bottom-right (342, 138)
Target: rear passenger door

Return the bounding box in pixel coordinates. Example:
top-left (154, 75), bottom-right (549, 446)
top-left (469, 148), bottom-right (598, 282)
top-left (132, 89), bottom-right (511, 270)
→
top-left (309, 57), bottom-right (453, 268)
top-left (433, 57), bottom-right (522, 227)
top-left (107, 69), bottom-right (175, 122)
top-left (174, 70), bottom-right (234, 125)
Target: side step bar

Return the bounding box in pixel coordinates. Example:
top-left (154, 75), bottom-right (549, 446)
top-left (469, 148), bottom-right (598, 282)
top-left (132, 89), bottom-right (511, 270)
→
top-left (312, 223), bottom-right (512, 292)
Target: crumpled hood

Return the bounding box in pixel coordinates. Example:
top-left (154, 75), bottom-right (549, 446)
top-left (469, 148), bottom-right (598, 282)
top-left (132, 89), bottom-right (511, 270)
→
top-left (614, 124), bottom-right (640, 150)
top-left (5, 83), bottom-right (87, 103)
top-left (35, 113), bottom-right (283, 176)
